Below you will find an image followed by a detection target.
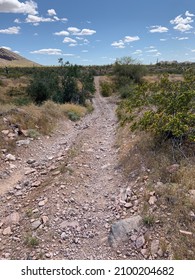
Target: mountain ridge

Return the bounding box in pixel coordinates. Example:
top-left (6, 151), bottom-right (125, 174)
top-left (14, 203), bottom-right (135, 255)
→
top-left (0, 48), bottom-right (41, 67)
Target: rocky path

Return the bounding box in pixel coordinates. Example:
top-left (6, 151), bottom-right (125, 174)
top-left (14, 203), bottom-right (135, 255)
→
top-left (0, 77), bottom-right (154, 260)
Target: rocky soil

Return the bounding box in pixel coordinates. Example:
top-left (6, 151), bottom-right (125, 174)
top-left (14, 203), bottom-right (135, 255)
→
top-left (0, 77), bottom-right (165, 260)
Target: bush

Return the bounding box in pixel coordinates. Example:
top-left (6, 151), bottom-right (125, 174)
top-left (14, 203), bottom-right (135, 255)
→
top-left (120, 71), bottom-right (195, 145)
top-left (100, 81), bottom-right (113, 97)
top-left (114, 56), bottom-right (148, 86)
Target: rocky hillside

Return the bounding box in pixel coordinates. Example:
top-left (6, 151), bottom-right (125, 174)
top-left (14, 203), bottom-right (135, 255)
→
top-left (0, 48), bottom-right (40, 67)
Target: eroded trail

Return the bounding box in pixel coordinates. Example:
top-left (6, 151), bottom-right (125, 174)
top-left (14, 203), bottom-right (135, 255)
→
top-left (0, 77), bottom-right (141, 260)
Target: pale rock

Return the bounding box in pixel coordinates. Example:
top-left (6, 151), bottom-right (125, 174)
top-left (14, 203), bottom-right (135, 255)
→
top-left (31, 220), bottom-right (42, 230)
top-left (6, 154), bottom-right (16, 161)
top-left (108, 215), bottom-right (142, 247)
top-left (41, 216), bottom-right (49, 224)
top-left (150, 239), bottom-right (160, 255)
top-left (31, 181), bottom-right (41, 187)
top-left (39, 198), bottom-right (48, 207)
top-left (1, 130), bottom-right (9, 135)
top-left (3, 226), bottom-right (12, 235)
top-left (16, 139), bottom-right (30, 146)
top-left (136, 235), bottom-right (145, 249)
top-left (149, 195), bottom-right (157, 205)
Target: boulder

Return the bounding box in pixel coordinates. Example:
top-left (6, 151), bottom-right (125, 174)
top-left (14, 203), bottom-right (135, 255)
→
top-left (108, 215), bottom-right (142, 247)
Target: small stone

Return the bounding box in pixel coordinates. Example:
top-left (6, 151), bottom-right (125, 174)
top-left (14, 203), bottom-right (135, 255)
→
top-left (124, 202), bottom-right (133, 208)
top-left (31, 220), bottom-right (42, 230)
top-left (136, 235), bottom-right (145, 249)
top-left (38, 198), bottom-right (48, 207)
top-left (1, 130), bottom-right (9, 135)
top-left (45, 253), bottom-right (52, 258)
top-left (27, 159), bottom-right (36, 164)
top-left (3, 226), bottom-right (12, 235)
top-left (61, 232), bottom-right (68, 240)
top-left (6, 154), bottom-right (16, 161)
top-left (16, 139), bottom-right (30, 146)
top-left (31, 181), bottom-right (41, 187)
top-left (149, 196), bottom-right (157, 205)
top-left (41, 216), bottom-right (49, 224)
top-left (167, 164), bottom-right (179, 174)
top-left (25, 168), bottom-right (36, 175)
top-left (52, 171), bottom-right (61, 176)
top-left (150, 240), bottom-right (160, 255)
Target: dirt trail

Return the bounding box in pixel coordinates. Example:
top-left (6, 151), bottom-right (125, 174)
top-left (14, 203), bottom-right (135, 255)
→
top-left (0, 77), bottom-right (142, 260)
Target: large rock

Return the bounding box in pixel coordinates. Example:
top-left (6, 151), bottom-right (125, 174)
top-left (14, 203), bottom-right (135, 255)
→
top-left (108, 215), bottom-right (142, 247)
top-left (3, 212), bottom-right (20, 225)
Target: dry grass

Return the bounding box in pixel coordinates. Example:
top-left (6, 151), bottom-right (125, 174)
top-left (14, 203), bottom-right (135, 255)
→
top-left (143, 74), bottom-right (184, 83)
top-left (118, 124), bottom-right (195, 259)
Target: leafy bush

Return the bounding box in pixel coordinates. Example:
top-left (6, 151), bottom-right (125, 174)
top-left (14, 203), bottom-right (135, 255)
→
top-left (118, 71), bottom-right (195, 145)
top-left (114, 56), bottom-right (148, 86)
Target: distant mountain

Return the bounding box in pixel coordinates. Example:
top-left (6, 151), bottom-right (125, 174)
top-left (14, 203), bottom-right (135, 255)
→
top-left (0, 48), bottom-right (41, 67)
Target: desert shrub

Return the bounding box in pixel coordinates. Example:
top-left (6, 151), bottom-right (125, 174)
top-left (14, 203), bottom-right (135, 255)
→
top-left (100, 81), bottom-right (113, 97)
top-left (60, 103), bottom-right (87, 121)
top-left (114, 56), bottom-right (148, 87)
top-left (119, 71), bottom-right (195, 145)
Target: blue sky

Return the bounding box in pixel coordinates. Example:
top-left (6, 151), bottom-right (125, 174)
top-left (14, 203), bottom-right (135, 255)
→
top-left (0, 0), bottom-right (195, 65)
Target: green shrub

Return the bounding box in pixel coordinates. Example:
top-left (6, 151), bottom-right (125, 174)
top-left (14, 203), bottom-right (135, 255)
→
top-left (67, 111), bottom-right (80, 121)
top-left (100, 81), bottom-right (113, 97)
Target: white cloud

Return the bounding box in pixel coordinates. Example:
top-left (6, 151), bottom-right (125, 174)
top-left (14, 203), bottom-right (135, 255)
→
top-left (132, 49), bottom-right (142, 55)
top-left (78, 29), bottom-right (96, 36)
top-left (30, 48), bottom-right (62, 55)
top-left (54, 30), bottom-right (69, 36)
top-left (111, 40), bottom-right (125, 48)
top-left (173, 23), bottom-right (193, 32)
top-left (124, 35), bottom-right (140, 42)
top-left (14, 18), bottom-right (21, 23)
top-left (0, 0), bottom-right (38, 15)
top-left (149, 26), bottom-right (168, 33)
top-left (170, 14), bottom-right (194, 32)
top-left (146, 49), bottom-right (158, 53)
top-left (82, 50), bottom-right (88, 52)
top-left (160, 38), bottom-right (167, 41)
top-left (26, 14), bottom-right (53, 23)
top-left (47, 8), bottom-right (56, 16)
top-left (63, 37), bottom-right (77, 44)
top-left (0, 26), bottom-right (20, 34)
top-left (185, 11), bottom-right (195, 17)
top-left (25, 14), bottom-right (67, 25)
top-left (67, 27), bottom-right (96, 36)
top-left (63, 53), bottom-right (74, 56)
top-left (69, 43), bottom-right (77, 47)
top-left (170, 15), bottom-right (193, 25)
top-left (68, 27), bottom-right (81, 34)
top-left (111, 35), bottom-right (139, 49)
top-left (177, 37), bottom-right (189, 40)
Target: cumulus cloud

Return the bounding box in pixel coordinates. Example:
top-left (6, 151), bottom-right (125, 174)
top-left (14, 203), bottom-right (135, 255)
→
top-left (63, 37), bottom-right (77, 44)
top-left (146, 49), bottom-right (158, 53)
top-left (170, 13), bottom-right (194, 32)
top-left (111, 40), bottom-right (125, 48)
top-left (149, 26), bottom-right (169, 33)
top-left (185, 11), bottom-right (195, 17)
top-left (0, 0), bottom-right (38, 15)
top-left (25, 13), bottom-right (67, 25)
top-left (0, 26), bottom-right (20, 34)
top-left (30, 48), bottom-right (62, 55)
top-left (132, 49), bottom-right (142, 55)
top-left (111, 35), bottom-right (140, 49)
top-left (67, 27), bottom-right (96, 36)
top-left (47, 8), bottom-right (56, 16)
top-left (124, 36), bottom-right (140, 42)
top-left (54, 30), bottom-right (69, 36)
